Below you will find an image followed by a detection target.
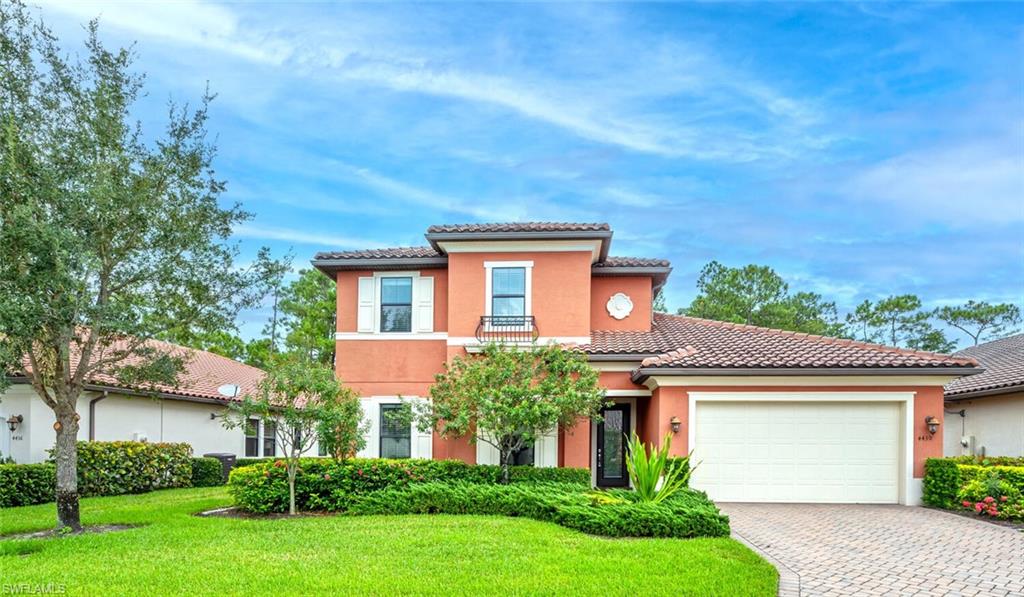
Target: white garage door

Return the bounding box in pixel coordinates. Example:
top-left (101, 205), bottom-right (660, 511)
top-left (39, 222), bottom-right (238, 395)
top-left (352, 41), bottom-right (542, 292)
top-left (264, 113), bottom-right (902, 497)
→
top-left (692, 401), bottom-right (901, 504)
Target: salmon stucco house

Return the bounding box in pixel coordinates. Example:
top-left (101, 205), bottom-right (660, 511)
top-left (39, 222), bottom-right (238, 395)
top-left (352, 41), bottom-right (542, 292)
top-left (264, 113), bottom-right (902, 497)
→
top-left (312, 222), bottom-right (980, 505)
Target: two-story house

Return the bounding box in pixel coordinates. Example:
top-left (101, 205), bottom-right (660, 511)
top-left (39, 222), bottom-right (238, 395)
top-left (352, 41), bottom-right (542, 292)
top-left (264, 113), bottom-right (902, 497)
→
top-left (312, 222), bottom-right (980, 505)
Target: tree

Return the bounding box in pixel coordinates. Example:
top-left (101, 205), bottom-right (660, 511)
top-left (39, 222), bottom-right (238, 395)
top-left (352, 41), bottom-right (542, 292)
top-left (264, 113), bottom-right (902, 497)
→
top-left (0, 5), bottom-right (265, 530)
top-left (318, 385), bottom-right (369, 462)
top-left (845, 295), bottom-right (955, 353)
top-left (652, 288), bottom-right (668, 313)
top-left (680, 261), bottom-right (844, 336)
top-left (935, 301), bottom-right (1022, 346)
top-left (225, 359), bottom-right (357, 515)
top-left (279, 268), bottom-right (337, 366)
top-left (260, 252), bottom-right (295, 356)
top-left (415, 343), bottom-right (606, 484)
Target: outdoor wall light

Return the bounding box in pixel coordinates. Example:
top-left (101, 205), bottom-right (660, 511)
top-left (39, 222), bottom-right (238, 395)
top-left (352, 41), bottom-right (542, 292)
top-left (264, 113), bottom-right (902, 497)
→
top-left (924, 415), bottom-right (940, 435)
top-left (7, 414), bottom-right (23, 432)
top-left (669, 416), bottom-right (682, 434)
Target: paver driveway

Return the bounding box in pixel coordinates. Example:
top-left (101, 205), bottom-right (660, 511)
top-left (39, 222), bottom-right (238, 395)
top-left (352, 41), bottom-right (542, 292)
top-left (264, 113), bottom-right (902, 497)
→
top-left (720, 503), bottom-right (1024, 597)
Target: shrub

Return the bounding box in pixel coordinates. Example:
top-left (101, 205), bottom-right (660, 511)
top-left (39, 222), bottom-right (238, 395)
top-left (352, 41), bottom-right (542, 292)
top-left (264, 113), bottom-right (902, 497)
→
top-left (228, 458), bottom-right (591, 514)
top-left (74, 441), bottom-right (193, 496)
top-left (949, 455), bottom-right (1024, 467)
top-left (625, 433), bottom-right (692, 503)
top-left (192, 457), bottom-right (224, 487)
top-left (0, 463), bottom-right (56, 507)
top-left (958, 464), bottom-right (1024, 493)
top-left (923, 458), bottom-right (961, 508)
top-left (346, 482), bottom-right (730, 539)
top-left (957, 470), bottom-right (1023, 520)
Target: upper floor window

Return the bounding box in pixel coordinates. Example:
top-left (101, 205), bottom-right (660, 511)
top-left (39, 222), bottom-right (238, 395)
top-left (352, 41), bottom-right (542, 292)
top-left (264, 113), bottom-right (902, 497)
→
top-left (380, 277), bottom-right (413, 333)
top-left (491, 267), bottom-right (526, 318)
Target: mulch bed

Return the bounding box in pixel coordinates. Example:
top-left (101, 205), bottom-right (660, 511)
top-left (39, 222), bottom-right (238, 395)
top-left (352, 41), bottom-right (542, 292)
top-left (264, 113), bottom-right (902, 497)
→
top-left (1, 524), bottom-right (141, 541)
top-left (928, 507), bottom-right (1024, 531)
top-left (195, 506), bottom-right (333, 520)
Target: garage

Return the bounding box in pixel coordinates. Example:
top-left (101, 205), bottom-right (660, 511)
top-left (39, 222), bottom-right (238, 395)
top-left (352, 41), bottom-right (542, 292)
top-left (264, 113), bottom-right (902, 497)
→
top-left (690, 396), bottom-right (904, 504)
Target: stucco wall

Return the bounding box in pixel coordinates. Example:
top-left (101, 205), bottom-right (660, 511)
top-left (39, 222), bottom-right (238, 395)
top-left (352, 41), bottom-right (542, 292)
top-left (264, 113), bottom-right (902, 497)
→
top-left (944, 391), bottom-right (1024, 457)
top-left (590, 276), bottom-right (653, 332)
top-left (1, 383), bottom-right (294, 464)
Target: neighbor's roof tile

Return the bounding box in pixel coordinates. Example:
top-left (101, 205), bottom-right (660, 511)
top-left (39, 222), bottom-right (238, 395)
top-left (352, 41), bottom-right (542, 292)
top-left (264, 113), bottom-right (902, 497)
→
top-left (427, 222), bottom-right (609, 233)
top-left (594, 256), bottom-right (671, 268)
top-left (585, 313), bottom-right (978, 370)
top-left (945, 333), bottom-right (1024, 397)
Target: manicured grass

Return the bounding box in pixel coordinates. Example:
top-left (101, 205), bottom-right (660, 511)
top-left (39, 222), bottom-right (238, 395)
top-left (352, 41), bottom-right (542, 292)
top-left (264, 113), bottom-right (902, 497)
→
top-left (1, 488), bottom-right (777, 596)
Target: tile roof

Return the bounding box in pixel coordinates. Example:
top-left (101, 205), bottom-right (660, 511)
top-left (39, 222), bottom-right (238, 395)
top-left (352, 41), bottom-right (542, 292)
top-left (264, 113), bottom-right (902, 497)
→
top-left (594, 256), bottom-right (671, 268)
top-left (585, 313), bottom-right (979, 371)
top-left (314, 246), bottom-right (440, 260)
top-left (945, 333), bottom-right (1024, 397)
top-left (427, 222), bottom-right (610, 233)
top-left (22, 337), bottom-right (264, 403)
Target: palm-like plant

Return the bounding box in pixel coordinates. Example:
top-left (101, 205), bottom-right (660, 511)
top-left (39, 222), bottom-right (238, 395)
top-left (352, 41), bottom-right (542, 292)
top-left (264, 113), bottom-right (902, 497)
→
top-left (625, 432), bottom-right (695, 503)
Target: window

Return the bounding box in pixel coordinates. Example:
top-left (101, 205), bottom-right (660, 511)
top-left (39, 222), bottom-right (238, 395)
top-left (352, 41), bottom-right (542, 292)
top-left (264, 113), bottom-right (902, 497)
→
top-left (380, 404), bottom-right (410, 459)
top-left (511, 443), bottom-right (535, 466)
top-left (244, 418), bottom-right (259, 457)
top-left (380, 277), bottom-right (412, 333)
top-left (263, 420), bottom-right (276, 457)
top-left (491, 267), bottom-right (526, 318)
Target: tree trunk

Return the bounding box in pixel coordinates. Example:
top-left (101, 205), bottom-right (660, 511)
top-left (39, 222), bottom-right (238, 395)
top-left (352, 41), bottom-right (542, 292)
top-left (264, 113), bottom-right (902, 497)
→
top-left (500, 450), bottom-right (513, 485)
top-left (288, 464), bottom-right (297, 515)
top-left (54, 408), bottom-right (81, 531)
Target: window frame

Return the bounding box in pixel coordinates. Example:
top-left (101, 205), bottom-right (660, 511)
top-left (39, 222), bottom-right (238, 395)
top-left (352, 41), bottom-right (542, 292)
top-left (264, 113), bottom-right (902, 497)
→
top-left (378, 276), bottom-right (413, 333)
top-left (379, 403), bottom-right (411, 459)
top-left (483, 261), bottom-right (533, 329)
top-left (262, 420), bottom-right (276, 457)
top-left (490, 267), bottom-right (527, 319)
top-left (244, 418), bottom-right (260, 458)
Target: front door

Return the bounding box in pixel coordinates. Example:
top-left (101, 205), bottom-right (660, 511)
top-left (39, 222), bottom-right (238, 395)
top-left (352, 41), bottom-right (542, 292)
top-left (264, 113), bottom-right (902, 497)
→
top-left (595, 404), bottom-right (630, 487)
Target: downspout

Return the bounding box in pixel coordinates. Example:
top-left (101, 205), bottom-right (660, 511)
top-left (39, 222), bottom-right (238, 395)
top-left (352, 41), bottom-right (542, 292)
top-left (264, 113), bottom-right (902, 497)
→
top-left (88, 391), bottom-right (109, 441)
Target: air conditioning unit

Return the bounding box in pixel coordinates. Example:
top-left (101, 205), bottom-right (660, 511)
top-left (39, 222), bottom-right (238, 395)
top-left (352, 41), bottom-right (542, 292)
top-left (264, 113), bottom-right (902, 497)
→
top-left (133, 432), bottom-right (148, 443)
top-left (960, 435), bottom-right (975, 456)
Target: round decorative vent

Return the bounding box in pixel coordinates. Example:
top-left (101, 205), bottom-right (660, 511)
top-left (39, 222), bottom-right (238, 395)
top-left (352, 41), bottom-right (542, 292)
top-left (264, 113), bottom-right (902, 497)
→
top-left (606, 292), bottom-right (634, 320)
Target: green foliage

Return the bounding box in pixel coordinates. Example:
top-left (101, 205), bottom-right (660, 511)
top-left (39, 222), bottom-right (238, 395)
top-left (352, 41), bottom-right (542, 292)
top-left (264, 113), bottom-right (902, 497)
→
top-left (625, 432), bottom-right (693, 503)
top-left (922, 458), bottom-right (962, 508)
top-left (278, 269), bottom-right (337, 366)
top-left (958, 464), bottom-right (1024, 492)
top-left (957, 472), bottom-right (1021, 504)
top-left (316, 383), bottom-right (369, 462)
top-left (935, 301), bottom-right (1021, 346)
top-left (191, 457), bottom-right (224, 487)
top-left (652, 288), bottom-right (668, 313)
top-left (846, 295), bottom-right (954, 352)
top-left (0, 463), bottom-right (56, 507)
top-left (421, 342), bottom-right (605, 482)
top-left (950, 455), bottom-right (1024, 467)
top-left (681, 261), bottom-right (845, 336)
top-left (347, 482), bottom-right (730, 539)
top-left (74, 441), bottom-right (193, 497)
top-left (224, 359), bottom-right (360, 514)
top-left (227, 458), bottom-right (590, 514)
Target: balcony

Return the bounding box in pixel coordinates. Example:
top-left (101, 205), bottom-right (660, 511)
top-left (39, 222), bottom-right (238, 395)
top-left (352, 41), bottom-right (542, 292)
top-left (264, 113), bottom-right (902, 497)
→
top-left (475, 315), bottom-right (539, 344)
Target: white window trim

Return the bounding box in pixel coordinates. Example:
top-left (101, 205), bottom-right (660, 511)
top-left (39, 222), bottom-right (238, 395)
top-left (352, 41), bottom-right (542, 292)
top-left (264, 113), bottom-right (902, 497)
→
top-left (687, 391), bottom-right (918, 505)
top-left (357, 396), bottom-right (432, 460)
top-left (483, 261), bottom-right (533, 331)
top-left (374, 271), bottom-right (418, 334)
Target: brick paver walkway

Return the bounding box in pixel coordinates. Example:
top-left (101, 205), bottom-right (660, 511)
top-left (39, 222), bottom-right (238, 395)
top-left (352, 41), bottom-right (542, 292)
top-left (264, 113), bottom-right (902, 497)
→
top-left (720, 503), bottom-right (1024, 597)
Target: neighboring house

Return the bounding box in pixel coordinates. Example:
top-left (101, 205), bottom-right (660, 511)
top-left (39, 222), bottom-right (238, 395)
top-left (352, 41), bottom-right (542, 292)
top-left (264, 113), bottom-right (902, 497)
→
top-left (943, 333), bottom-right (1024, 458)
top-left (312, 221), bottom-right (981, 505)
top-left (0, 340), bottom-right (303, 464)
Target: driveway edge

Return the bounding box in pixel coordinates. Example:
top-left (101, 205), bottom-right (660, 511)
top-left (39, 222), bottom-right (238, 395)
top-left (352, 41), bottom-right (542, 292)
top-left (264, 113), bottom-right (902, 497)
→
top-left (731, 529), bottom-right (801, 597)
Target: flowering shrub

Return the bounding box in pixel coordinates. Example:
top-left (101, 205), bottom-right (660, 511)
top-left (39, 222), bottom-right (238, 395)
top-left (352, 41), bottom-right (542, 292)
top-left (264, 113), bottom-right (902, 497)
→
top-left (957, 472), bottom-right (1023, 521)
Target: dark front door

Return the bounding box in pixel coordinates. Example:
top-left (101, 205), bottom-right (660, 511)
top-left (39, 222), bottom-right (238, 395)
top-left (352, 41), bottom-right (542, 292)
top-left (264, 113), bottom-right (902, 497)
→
top-left (595, 404), bottom-right (630, 487)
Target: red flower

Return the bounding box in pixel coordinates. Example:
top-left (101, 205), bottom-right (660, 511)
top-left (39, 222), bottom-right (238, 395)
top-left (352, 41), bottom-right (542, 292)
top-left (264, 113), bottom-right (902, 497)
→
top-left (984, 496), bottom-right (995, 504)
top-left (962, 500), bottom-right (972, 508)
top-left (975, 503), bottom-right (984, 513)
top-left (1001, 496), bottom-right (1009, 502)
top-left (357, 469), bottom-right (364, 476)
top-left (324, 474), bottom-right (331, 480)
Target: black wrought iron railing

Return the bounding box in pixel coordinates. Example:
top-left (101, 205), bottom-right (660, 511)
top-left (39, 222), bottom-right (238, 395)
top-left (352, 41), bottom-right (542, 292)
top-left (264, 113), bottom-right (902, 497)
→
top-left (475, 315), bottom-right (538, 344)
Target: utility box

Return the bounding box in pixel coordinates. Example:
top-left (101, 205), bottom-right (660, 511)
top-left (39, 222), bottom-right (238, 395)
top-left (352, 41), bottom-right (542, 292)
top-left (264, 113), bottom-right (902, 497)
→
top-left (203, 452), bottom-right (237, 483)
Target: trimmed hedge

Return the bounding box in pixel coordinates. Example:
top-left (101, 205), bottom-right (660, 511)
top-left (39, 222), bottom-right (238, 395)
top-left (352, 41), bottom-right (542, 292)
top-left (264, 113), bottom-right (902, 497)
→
top-left (228, 459), bottom-right (590, 514)
top-left (923, 458), bottom-right (1024, 509)
top-left (347, 482), bottom-right (730, 539)
top-left (76, 441), bottom-right (193, 497)
top-left (949, 455), bottom-right (1024, 467)
top-left (0, 463), bottom-right (56, 507)
top-left (192, 457), bottom-right (225, 487)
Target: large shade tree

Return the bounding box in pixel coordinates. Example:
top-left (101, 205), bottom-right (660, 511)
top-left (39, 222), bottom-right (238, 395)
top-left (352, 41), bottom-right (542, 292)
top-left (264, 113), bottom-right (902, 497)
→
top-left (846, 295), bottom-right (955, 353)
top-left (414, 343), bottom-right (606, 483)
top-left (935, 301), bottom-right (1021, 346)
top-left (0, 4), bottom-right (269, 530)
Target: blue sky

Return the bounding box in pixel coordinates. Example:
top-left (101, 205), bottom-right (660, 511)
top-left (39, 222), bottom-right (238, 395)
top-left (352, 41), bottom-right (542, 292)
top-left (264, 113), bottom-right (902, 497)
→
top-left (35, 1), bottom-right (1024, 347)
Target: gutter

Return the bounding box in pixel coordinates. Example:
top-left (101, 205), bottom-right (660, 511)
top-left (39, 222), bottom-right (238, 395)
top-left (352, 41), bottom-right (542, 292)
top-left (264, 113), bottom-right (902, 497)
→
top-left (425, 230), bottom-right (614, 262)
top-left (631, 366), bottom-right (984, 384)
top-left (944, 382), bottom-right (1024, 402)
top-left (311, 256), bottom-right (449, 274)
top-left (88, 391), bottom-right (109, 441)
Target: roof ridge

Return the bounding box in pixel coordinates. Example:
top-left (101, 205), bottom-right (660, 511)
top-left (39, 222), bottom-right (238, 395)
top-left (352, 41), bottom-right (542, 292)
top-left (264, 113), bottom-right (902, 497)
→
top-left (656, 312), bottom-right (978, 366)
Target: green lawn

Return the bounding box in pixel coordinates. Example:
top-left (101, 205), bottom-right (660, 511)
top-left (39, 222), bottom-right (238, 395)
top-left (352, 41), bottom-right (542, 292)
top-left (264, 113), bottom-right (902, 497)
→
top-left (0, 488), bottom-right (777, 596)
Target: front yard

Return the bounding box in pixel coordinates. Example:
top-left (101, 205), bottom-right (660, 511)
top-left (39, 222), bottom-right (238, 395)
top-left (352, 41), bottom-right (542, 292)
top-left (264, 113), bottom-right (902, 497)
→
top-left (1, 487), bottom-right (777, 595)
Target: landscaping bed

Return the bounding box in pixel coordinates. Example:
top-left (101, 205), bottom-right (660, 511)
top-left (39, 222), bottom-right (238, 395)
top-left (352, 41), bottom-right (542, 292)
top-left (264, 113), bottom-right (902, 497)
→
top-left (227, 458), bottom-right (730, 539)
top-left (923, 457), bottom-right (1024, 526)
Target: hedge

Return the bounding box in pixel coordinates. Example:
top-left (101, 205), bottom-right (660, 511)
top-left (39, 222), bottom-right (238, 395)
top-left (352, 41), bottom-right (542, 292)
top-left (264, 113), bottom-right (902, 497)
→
top-left (0, 463), bottom-right (56, 507)
top-left (923, 458), bottom-right (1024, 509)
top-left (76, 441), bottom-right (193, 497)
top-left (346, 482), bottom-right (730, 539)
top-left (948, 455), bottom-right (1024, 467)
top-left (192, 457), bottom-right (225, 487)
top-left (228, 458), bottom-right (591, 514)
